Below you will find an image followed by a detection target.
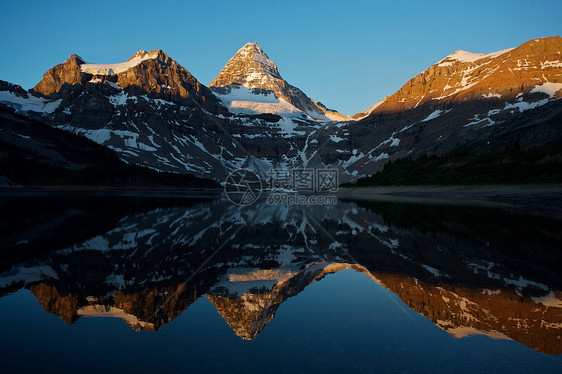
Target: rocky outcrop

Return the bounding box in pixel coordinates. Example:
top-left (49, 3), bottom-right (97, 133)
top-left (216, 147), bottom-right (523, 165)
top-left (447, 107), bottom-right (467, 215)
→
top-left (31, 54), bottom-right (90, 97)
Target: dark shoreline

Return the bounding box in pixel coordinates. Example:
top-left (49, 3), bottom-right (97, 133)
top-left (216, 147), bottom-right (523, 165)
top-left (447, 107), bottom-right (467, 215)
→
top-left (1, 184), bottom-right (561, 220)
top-left (337, 184), bottom-right (562, 220)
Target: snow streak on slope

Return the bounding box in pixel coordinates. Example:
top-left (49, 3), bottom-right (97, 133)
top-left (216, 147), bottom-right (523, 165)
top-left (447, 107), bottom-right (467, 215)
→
top-left (0, 91), bottom-right (61, 113)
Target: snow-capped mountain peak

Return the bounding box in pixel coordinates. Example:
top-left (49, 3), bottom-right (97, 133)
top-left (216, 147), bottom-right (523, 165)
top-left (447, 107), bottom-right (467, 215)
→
top-left (210, 42), bottom-right (348, 121)
top-left (211, 42), bottom-right (282, 88)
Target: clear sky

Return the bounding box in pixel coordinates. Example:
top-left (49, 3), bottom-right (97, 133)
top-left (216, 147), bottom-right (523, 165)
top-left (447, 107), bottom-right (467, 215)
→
top-left (0, 0), bottom-right (560, 114)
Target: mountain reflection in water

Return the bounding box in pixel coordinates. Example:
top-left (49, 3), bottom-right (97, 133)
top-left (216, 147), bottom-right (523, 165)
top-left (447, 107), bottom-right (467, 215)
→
top-left (0, 192), bottom-right (561, 359)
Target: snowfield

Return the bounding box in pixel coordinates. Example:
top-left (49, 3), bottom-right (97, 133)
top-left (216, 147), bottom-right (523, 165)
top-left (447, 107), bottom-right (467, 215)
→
top-left (80, 51), bottom-right (157, 75)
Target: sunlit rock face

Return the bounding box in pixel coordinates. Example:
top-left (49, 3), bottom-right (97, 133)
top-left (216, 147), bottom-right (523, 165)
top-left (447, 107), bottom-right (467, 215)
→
top-left (29, 283), bottom-right (80, 325)
top-left (1, 196), bottom-right (561, 354)
top-left (210, 43), bottom-right (284, 91)
top-left (360, 36), bottom-right (562, 117)
top-left (32, 49), bottom-right (223, 111)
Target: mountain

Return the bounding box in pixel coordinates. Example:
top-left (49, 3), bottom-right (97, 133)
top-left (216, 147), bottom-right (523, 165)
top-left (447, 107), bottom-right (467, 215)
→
top-left (207, 264), bottom-right (330, 340)
top-left (0, 37), bottom-right (560, 183)
top-left (209, 42), bottom-right (348, 121)
top-left (371, 37), bottom-right (561, 114)
top-left (31, 49), bottom-right (223, 110)
top-left (310, 36), bottom-right (562, 179)
top-left (0, 50), bottom-right (246, 180)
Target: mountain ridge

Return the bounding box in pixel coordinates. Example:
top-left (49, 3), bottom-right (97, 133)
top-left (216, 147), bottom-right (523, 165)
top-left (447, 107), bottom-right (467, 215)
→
top-left (0, 36), bottom-right (560, 184)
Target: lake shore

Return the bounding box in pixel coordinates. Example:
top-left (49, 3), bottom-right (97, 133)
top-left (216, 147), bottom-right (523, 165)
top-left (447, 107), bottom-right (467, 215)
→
top-left (336, 184), bottom-right (562, 220)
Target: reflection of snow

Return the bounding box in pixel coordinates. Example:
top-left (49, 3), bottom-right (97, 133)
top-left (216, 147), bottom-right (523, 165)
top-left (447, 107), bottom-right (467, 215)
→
top-left (421, 264), bottom-right (449, 278)
top-left (446, 326), bottom-right (513, 340)
top-left (77, 305), bottom-right (155, 330)
top-left (532, 292), bottom-right (562, 308)
top-left (0, 266), bottom-right (58, 287)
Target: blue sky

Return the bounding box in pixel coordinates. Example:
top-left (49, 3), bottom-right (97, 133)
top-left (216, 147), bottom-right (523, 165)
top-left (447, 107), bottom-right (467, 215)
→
top-left (0, 0), bottom-right (560, 114)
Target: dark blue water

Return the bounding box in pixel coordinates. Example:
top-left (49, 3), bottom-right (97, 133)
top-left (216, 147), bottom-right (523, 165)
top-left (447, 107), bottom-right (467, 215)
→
top-left (0, 192), bottom-right (560, 373)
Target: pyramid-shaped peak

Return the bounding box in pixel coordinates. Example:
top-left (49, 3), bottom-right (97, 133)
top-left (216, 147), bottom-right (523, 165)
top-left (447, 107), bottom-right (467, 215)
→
top-left (209, 42), bottom-right (344, 119)
top-left (210, 42), bottom-right (282, 88)
top-left (240, 42), bottom-right (263, 51)
top-left (239, 42), bottom-right (268, 55)
top-left (242, 42), bottom-right (259, 48)
top-left (233, 42), bottom-right (275, 65)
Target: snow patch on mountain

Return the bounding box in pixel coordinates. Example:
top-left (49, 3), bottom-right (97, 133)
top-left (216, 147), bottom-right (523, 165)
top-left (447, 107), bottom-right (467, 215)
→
top-left (504, 99), bottom-right (550, 112)
top-left (80, 50), bottom-right (157, 76)
top-left (530, 82), bottom-right (562, 98)
top-left (213, 84), bottom-right (304, 117)
top-left (0, 90), bottom-right (61, 114)
top-left (77, 305), bottom-right (155, 330)
top-left (439, 48), bottom-right (514, 65)
top-left (422, 109), bottom-right (450, 122)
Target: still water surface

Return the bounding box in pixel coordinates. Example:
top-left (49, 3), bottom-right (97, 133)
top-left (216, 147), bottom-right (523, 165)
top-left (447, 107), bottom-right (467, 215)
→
top-left (0, 192), bottom-right (561, 373)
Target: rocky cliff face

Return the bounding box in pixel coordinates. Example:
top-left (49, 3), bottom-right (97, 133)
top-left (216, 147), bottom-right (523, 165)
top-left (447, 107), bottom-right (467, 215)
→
top-left (29, 283), bottom-right (80, 325)
top-left (31, 55), bottom-right (89, 97)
